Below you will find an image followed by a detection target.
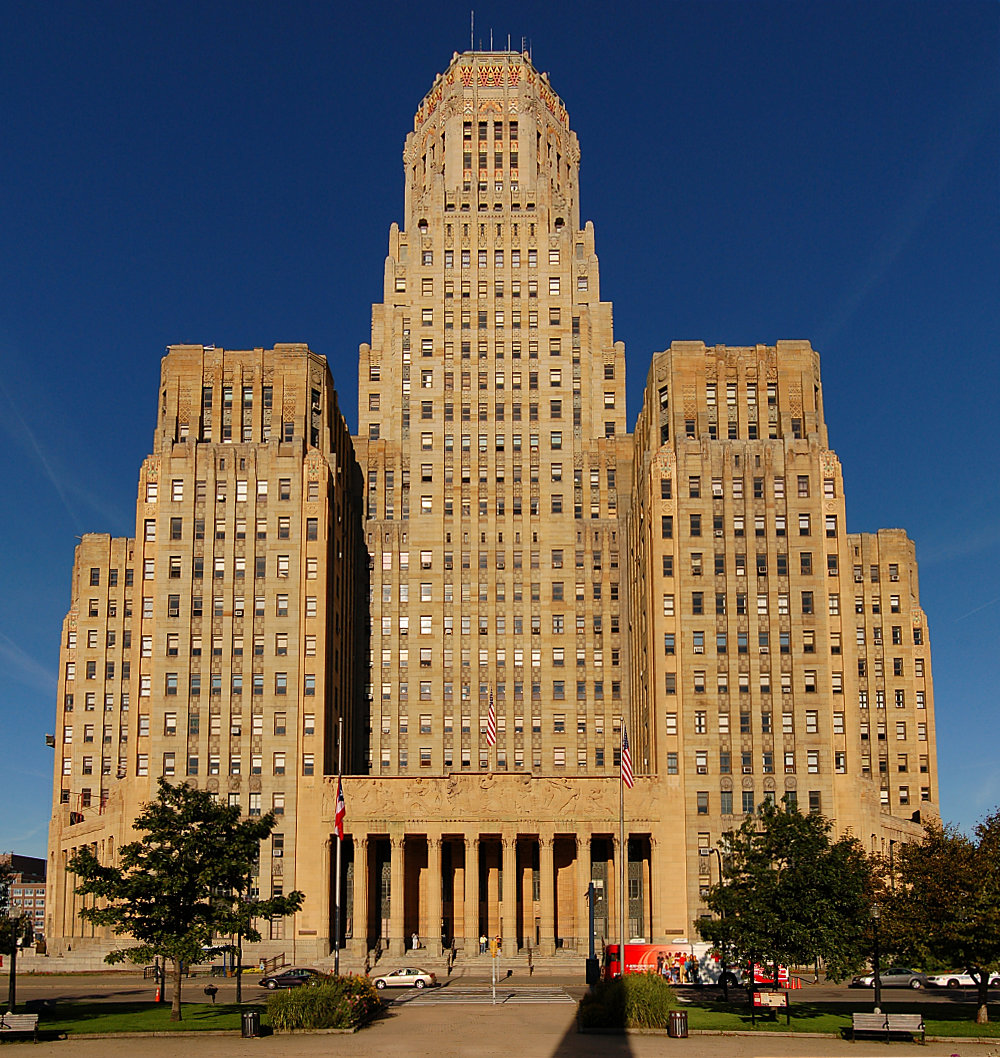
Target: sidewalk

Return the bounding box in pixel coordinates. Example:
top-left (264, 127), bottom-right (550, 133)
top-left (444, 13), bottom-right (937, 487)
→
top-left (17, 1002), bottom-right (1000, 1058)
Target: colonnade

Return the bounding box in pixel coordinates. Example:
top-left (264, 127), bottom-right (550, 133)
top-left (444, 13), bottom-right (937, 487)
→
top-left (341, 830), bottom-right (656, 959)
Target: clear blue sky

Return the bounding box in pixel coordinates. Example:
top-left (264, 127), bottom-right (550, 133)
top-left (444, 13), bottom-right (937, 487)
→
top-left (1, 1), bottom-right (997, 858)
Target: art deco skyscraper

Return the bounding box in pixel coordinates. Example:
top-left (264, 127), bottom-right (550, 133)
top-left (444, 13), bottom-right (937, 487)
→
top-left (46, 50), bottom-right (939, 969)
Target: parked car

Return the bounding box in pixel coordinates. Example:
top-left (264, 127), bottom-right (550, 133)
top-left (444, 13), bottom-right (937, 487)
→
top-left (258, 966), bottom-right (326, 989)
top-left (371, 967), bottom-right (437, 990)
top-left (850, 967), bottom-right (928, 989)
top-left (926, 971), bottom-right (1000, 989)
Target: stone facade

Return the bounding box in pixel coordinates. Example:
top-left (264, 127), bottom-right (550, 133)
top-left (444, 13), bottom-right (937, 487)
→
top-left (45, 344), bottom-right (366, 959)
top-left (45, 51), bottom-right (938, 966)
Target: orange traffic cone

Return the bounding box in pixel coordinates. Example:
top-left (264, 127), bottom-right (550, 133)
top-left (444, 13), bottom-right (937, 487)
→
top-left (154, 984), bottom-right (161, 1003)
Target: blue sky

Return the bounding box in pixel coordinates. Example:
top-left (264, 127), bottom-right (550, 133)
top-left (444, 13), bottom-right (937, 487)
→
top-left (1, 1), bottom-right (997, 857)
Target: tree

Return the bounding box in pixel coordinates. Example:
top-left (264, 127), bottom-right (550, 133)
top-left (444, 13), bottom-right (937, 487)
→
top-left (0, 858), bottom-right (33, 1011)
top-left (69, 780), bottom-right (304, 1021)
top-left (882, 812), bottom-right (1000, 1025)
top-left (697, 799), bottom-right (874, 984)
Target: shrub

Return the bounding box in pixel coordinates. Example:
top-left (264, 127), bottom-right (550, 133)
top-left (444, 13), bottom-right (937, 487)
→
top-left (266, 974), bottom-right (381, 1030)
top-left (578, 973), bottom-right (677, 1029)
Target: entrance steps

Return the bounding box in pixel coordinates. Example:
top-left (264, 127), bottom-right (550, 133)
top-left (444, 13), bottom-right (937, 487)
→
top-left (324, 948), bottom-right (588, 980)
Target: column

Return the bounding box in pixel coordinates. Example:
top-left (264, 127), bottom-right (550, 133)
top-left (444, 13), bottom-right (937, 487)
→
top-left (570, 832), bottom-right (581, 951)
top-left (352, 835), bottom-right (369, 956)
top-left (501, 833), bottom-right (517, 957)
top-left (649, 836), bottom-right (663, 944)
top-left (463, 834), bottom-right (479, 953)
top-left (539, 834), bottom-right (556, 956)
top-left (611, 834), bottom-right (622, 946)
top-left (322, 836), bottom-right (332, 952)
top-left (427, 836), bottom-right (443, 955)
top-left (388, 834), bottom-right (405, 956)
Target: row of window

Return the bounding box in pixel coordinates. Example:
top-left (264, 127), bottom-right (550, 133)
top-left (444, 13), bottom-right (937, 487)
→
top-left (375, 613), bottom-right (621, 637)
top-left (376, 746), bottom-right (620, 771)
top-left (369, 424), bottom-right (617, 444)
top-left (378, 643), bottom-right (619, 666)
top-left (661, 591), bottom-right (921, 635)
top-left (696, 789), bottom-right (823, 816)
top-left (664, 473), bottom-right (836, 500)
top-left (661, 512), bottom-right (839, 539)
top-left (381, 713), bottom-right (613, 735)
top-left (664, 709), bottom-right (930, 740)
top-left (375, 679), bottom-right (622, 701)
top-left (676, 748), bottom-right (828, 775)
top-left (144, 475), bottom-right (316, 505)
top-left (377, 678), bottom-right (621, 700)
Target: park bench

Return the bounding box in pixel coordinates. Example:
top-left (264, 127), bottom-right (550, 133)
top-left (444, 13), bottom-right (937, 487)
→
top-left (851, 1011), bottom-right (925, 1044)
top-left (0, 1012), bottom-right (40, 1041)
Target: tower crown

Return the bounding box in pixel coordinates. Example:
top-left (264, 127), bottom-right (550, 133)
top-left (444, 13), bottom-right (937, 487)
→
top-left (403, 50), bottom-right (579, 233)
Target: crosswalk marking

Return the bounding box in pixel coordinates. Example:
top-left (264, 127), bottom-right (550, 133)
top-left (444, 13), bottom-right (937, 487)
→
top-left (399, 985), bottom-right (575, 1005)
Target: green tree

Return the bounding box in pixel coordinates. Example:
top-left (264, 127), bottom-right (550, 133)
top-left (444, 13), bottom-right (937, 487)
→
top-left (882, 812), bottom-right (1000, 1025)
top-left (697, 799), bottom-right (873, 983)
top-left (1, 858), bottom-right (34, 1010)
top-left (69, 779), bottom-right (304, 1021)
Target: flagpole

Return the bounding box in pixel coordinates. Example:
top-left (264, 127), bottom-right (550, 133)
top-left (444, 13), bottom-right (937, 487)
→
top-left (334, 716), bottom-right (343, 976)
top-left (619, 746), bottom-right (625, 975)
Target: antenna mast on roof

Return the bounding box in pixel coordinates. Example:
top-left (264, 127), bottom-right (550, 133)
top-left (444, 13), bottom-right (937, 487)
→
top-left (470, 10), bottom-right (474, 50)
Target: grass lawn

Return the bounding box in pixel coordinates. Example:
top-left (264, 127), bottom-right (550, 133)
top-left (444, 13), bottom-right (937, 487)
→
top-left (681, 996), bottom-right (1000, 1037)
top-left (36, 1000), bottom-right (266, 1034)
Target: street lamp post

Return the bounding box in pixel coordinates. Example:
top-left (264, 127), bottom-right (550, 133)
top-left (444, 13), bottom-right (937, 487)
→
top-left (871, 903), bottom-right (882, 1013)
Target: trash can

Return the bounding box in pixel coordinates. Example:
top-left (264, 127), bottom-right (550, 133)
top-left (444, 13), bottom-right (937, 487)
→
top-left (668, 1010), bottom-right (688, 1038)
top-left (241, 1010), bottom-right (261, 1038)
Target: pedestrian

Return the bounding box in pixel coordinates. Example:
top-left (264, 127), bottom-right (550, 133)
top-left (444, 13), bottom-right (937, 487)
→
top-left (479, 933), bottom-right (487, 954)
top-left (411, 931), bottom-right (420, 950)
top-left (527, 946), bottom-right (533, 976)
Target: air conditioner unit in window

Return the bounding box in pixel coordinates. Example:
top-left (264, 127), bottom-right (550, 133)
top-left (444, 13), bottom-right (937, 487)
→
top-left (760, 646), bottom-right (769, 654)
top-left (890, 574), bottom-right (899, 582)
top-left (742, 766), bottom-right (753, 774)
top-left (714, 530), bottom-right (723, 537)
top-left (693, 646), bottom-right (704, 654)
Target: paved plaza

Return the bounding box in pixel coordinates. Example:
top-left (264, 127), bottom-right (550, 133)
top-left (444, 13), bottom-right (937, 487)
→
top-left (5, 1000), bottom-right (1000, 1058)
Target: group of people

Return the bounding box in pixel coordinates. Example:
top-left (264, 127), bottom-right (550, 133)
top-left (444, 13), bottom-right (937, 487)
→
top-left (655, 952), bottom-right (700, 984)
top-left (478, 934), bottom-right (502, 954)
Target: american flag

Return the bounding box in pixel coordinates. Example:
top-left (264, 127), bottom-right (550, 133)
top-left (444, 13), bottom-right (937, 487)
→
top-left (621, 722), bottom-right (634, 789)
top-left (487, 688), bottom-right (497, 747)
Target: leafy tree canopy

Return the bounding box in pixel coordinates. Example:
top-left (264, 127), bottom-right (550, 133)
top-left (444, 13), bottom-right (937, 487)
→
top-left (69, 779), bottom-right (304, 1020)
top-left (882, 812), bottom-right (1000, 1024)
top-left (697, 798), bottom-right (873, 982)
top-left (0, 858), bottom-right (33, 956)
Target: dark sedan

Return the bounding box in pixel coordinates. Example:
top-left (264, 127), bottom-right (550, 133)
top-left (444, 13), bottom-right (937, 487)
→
top-left (258, 966), bottom-right (326, 989)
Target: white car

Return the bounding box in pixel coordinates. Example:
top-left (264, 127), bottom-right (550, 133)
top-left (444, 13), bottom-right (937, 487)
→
top-left (371, 966), bottom-right (437, 990)
top-left (926, 971), bottom-right (1000, 989)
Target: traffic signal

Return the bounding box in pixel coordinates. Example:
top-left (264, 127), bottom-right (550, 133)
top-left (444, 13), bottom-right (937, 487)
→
top-left (489, 937), bottom-right (499, 957)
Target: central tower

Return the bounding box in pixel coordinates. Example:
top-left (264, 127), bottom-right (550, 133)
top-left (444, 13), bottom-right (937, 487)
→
top-left (357, 51), bottom-right (629, 781)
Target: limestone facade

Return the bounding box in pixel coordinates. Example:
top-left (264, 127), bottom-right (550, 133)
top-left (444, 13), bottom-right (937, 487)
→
top-left (46, 344), bottom-right (367, 957)
top-left (46, 51), bottom-right (938, 965)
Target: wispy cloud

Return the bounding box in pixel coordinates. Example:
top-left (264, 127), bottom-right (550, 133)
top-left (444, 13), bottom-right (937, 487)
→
top-left (953, 596), bottom-right (1000, 623)
top-left (0, 632), bottom-right (57, 695)
top-left (815, 77), bottom-right (993, 349)
top-left (0, 367), bottom-right (86, 534)
top-left (918, 525), bottom-right (1000, 567)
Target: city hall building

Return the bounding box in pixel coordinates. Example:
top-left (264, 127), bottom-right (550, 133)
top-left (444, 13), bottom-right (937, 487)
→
top-left (47, 50), bottom-right (938, 967)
